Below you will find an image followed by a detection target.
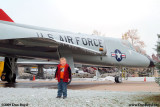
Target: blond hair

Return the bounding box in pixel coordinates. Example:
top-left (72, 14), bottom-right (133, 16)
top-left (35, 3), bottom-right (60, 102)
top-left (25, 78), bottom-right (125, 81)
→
top-left (60, 57), bottom-right (66, 61)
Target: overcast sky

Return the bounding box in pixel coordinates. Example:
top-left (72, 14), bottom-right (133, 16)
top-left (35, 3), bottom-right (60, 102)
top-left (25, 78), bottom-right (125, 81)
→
top-left (0, 0), bottom-right (160, 56)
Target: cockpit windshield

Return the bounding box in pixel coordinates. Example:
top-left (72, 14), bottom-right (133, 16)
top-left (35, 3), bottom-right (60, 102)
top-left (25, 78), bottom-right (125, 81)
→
top-left (121, 39), bottom-right (135, 51)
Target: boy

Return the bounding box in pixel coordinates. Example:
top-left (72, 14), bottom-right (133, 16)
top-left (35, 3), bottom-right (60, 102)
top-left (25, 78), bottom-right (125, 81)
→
top-left (55, 57), bottom-right (71, 99)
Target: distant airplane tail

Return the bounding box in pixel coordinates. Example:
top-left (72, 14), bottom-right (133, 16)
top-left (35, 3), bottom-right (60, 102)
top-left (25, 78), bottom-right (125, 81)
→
top-left (0, 9), bottom-right (14, 22)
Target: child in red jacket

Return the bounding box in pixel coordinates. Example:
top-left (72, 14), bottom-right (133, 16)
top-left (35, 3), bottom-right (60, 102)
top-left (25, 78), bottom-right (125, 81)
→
top-left (55, 57), bottom-right (71, 99)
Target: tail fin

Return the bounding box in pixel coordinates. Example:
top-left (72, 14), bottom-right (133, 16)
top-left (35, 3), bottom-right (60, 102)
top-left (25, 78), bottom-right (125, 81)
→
top-left (0, 9), bottom-right (14, 22)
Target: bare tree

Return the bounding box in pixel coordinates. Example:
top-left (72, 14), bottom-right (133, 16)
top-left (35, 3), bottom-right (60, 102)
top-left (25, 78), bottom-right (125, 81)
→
top-left (92, 30), bottom-right (105, 36)
top-left (122, 29), bottom-right (146, 54)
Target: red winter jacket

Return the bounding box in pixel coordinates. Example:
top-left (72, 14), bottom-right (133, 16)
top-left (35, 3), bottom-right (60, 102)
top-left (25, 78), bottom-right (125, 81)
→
top-left (55, 64), bottom-right (71, 82)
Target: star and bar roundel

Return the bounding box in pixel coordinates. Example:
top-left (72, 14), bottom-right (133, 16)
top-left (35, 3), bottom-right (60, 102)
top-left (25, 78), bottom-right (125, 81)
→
top-left (111, 49), bottom-right (126, 62)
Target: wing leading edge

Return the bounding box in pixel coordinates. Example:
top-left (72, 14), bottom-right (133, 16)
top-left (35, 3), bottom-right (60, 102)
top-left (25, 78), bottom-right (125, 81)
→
top-left (0, 9), bottom-right (106, 56)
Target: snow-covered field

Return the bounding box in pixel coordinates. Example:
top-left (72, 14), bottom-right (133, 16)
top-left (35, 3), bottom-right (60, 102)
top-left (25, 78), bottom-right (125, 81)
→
top-left (0, 88), bottom-right (159, 107)
top-left (16, 77), bottom-right (156, 82)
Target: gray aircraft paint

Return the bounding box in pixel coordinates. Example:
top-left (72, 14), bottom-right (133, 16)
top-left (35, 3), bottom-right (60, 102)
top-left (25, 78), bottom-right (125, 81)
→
top-left (0, 20), bottom-right (150, 68)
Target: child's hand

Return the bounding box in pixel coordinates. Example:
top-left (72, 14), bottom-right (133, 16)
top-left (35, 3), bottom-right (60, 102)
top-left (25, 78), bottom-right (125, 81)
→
top-left (68, 79), bottom-right (70, 81)
top-left (55, 78), bottom-right (58, 80)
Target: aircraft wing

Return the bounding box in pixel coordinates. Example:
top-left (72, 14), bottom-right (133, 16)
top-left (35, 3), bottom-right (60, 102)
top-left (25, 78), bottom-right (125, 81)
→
top-left (17, 58), bottom-right (59, 65)
top-left (0, 20), bottom-right (104, 57)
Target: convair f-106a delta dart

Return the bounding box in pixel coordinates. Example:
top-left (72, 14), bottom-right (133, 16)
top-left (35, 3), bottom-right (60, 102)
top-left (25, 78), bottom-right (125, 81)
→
top-left (0, 9), bottom-right (154, 83)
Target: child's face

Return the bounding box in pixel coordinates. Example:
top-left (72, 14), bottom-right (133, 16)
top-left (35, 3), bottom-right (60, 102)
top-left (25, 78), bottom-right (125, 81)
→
top-left (60, 59), bottom-right (66, 65)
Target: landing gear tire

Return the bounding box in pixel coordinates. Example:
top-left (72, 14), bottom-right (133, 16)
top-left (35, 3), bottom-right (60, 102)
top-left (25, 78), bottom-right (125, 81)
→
top-left (115, 76), bottom-right (122, 83)
top-left (12, 73), bottom-right (16, 83)
top-left (6, 73), bottom-right (16, 83)
top-left (7, 73), bottom-right (12, 83)
top-left (115, 76), bottom-right (118, 83)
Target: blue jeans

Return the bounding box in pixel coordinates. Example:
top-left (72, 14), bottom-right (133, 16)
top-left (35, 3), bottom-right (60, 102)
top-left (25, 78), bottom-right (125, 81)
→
top-left (57, 79), bottom-right (67, 97)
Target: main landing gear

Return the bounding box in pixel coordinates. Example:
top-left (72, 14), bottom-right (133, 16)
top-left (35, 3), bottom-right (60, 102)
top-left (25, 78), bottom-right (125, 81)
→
top-left (1, 57), bottom-right (17, 83)
top-left (115, 68), bottom-right (122, 83)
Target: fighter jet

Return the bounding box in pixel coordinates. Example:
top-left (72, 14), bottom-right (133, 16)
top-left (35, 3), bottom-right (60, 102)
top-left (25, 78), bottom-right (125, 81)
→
top-left (0, 9), bottom-right (154, 83)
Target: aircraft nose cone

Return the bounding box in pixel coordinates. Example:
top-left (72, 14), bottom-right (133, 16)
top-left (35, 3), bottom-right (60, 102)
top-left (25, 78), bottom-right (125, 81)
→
top-left (148, 59), bottom-right (155, 67)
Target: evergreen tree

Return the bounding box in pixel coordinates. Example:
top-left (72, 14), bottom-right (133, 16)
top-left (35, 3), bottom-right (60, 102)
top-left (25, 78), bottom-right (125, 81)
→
top-left (156, 41), bottom-right (160, 85)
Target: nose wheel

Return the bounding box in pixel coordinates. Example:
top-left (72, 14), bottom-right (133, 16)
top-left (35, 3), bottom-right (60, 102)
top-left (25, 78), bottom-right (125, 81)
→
top-left (115, 76), bottom-right (122, 83)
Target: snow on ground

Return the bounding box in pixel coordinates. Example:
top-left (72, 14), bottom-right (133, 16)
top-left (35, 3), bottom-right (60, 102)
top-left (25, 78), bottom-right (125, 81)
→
top-left (16, 77), bottom-right (156, 82)
top-left (0, 88), bottom-right (159, 107)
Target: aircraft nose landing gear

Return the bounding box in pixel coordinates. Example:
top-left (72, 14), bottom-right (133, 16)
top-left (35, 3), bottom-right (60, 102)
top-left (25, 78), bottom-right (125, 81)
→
top-left (115, 76), bottom-right (122, 83)
top-left (115, 68), bottom-right (123, 83)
